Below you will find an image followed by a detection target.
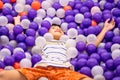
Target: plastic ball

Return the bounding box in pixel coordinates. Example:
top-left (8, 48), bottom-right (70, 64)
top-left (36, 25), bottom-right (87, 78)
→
top-left (67, 47), bottom-right (78, 58)
top-left (2, 7), bottom-right (12, 16)
top-left (111, 43), bottom-right (120, 52)
top-left (59, 0), bottom-right (69, 6)
top-left (87, 34), bottom-right (97, 44)
top-left (106, 59), bottom-right (114, 70)
top-left (67, 28), bottom-right (78, 39)
top-left (98, 43), bottom-right (105, 49)
top-left (9, 40), bottom-right (17, 48)
top-left (86, 44), bottom-right (97, 54)
top-left (112, 36), bottom-right (120, 44)
top-left (38, 27), bottom-right (48, 36)
top-left (77, 53), bottom-right (89, 60)
top-left (91, 6), bottom-right (101, 15)
top-left (68, 22), bottom-right (77, 29)
top-left (31, 1), bottom-right (41, 10)
top-left (0, 48), bottom-right (11, 60)
top-left (41, 20), bottom-right (51, 30)
top-left (94, 75), bottom-right (105, 80)
top-left (0, 1), bottom-right (3, 9)
top-left (33, 17), bottom-right (42, 25)
top-left (14, 4), bottom-right (24, 13)
top-left (3, 3), bottom-right (12, 10)
top-left (112, 49), bottom-right (120, 60)
top-left (4, 45), bottom-right (13, 53)
top-left (6, 23), bottom-right (14, 33)
top-left (87, 27), bottom-right (96, 35)
top-left (76, 35), bottom-right (86, 43)
top-left (16, 0), bottom-right (26, 4)
top-left (82, 18), bottom-right (91, 28)
top-left (76, 41), bottom-right (86, 52)
top-left (116, 65), bottom-right (120, 76)
top-left (0, 35), bottom-right (9, 46)
top-left (25, 36), bottom-right (35, 46)
top-left (52, 17), bottom-right (61, 25)
top-left (87, 58), bottom-right (98, 68)
top-left (28, 9), bottom-right (37, 19)
top-left (56, 8), bottom-right (65, 18)
top-left (26, 28), bottom-right (36, 37)
top-left (31, 54), bottom-right (42, 66)
top-left (0, 61), bottom-right (5, 69)
top-left (46, 7), bottom-right (56, 17)
top-left (3, 55), bottom-right (15, 66)
top-left (20, 58), bottom-right (32, 68)
top-left (65, 10), bottom-right (74, 16)
top-left (112, 77), bottom-right (120, 80)
top-left (21, 19), bottom-right (30, 29)
top-left (113, 28), bottom-right (120, 36)
top-left (92, 13), bottom-right (102, 23)
top-left (41, 1), bottom-right (51, 10)
top-left (79, 66), bottom-right (91, 77)
top-left (64, 6), bottom-right (72, 11)
top-left (0, 26), bottom-right (9, 36)
top-left (4, 66), bottom-right (14, 70)
top-left (105, 42), bottom-right (113, 52)
top-left (31, 46), bottom-right (42, 54)
top-left (29, 22), bottom-right (39, 31)
top-left (43, 33), bottom-right (53, 41)
top-left (13, 62), bottom-right (20, 69)
top-left (112, 8), bottom-right (120, 17)
top-left (37, 9), bottom-right (46, 18)
top-left (80, 6), bottom-right (89, 14)
top-left (60, 22), bottom-right (68, 32)
top-left (99, 0), bottom-right (106, 10)
top-left (16, 34), bottom-right (26, 43)
top-left (13, 25), bottom-right (23, 35)
top-left (35, 36), bottom-right (46, 48)
top-left (100, 52), bottom-right (112, 62)
top-left (19, 11), bottom-right (28, 16)
top-left (0, 16), bottom-right (8, 26)
top-left (75, 13), bottom-right (84, 23)
top-left (90, 53), bottom-right (101, 62)
top-left (59, 35), bottom-right (69, 42)
top-left (91, 65), bottom-right (104, 76)
top-left (77, 58), bottom-right (87, 68)
top-left (17, 43), bottom-right (27, 51)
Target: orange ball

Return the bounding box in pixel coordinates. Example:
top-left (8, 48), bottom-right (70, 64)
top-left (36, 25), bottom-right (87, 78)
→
top-left (13, 62), bottom-right (20, 69)
top-left (0, 68), bottom-right (3, 72)
top-left (0, 1), bottom-right (3, 9)
top-left (64, 6), bottom-right (72, 11)
top-left (19, 11), bottom-right (28, 16)
top-left (31, 1), bottom-right (41, 10)
top-left (91, 20), bottom-right (97, 26)
top-left (10, 0), bottom-right (16, 3)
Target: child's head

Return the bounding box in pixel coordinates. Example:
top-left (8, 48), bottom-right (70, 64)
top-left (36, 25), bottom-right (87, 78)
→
top-left (49, 24), bottom-right (64, 40)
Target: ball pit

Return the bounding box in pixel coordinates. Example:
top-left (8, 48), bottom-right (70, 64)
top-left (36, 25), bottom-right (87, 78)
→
top-left (0, 0), bottom-right (119, 79)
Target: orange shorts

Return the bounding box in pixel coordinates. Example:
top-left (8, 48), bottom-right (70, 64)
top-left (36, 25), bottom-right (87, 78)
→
top-left (18, 66), bottom-right (91, 80)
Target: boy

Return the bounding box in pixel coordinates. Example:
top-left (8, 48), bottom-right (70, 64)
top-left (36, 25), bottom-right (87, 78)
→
top-left (0, 17), bottom-right (115, 80)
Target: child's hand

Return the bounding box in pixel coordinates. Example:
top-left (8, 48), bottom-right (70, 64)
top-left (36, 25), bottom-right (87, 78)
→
top-left (103, 18), bottom-right (115, 31)
top-left (14, 15), bottom-right (21, 25)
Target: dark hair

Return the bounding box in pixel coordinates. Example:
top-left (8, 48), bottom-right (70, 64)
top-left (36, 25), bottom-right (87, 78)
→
top-left (52, 24), bottom-right (61, 28)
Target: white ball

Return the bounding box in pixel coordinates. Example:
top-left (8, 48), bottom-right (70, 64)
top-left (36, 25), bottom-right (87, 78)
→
top-left (99, 0), bottom-right (106, 10)
top-left (76, 34), bottom-right (86, 43)
top-left (67, 47), bottom-right (78, 59)
top-left (111, 43), bottom-right (120, 52)
top-left (0, 16), bottom-right (8, 26)
top-left (114, 0), bottom-right (119, 4)
top-left (31, 46), bottom-right (42, 55)
top-left (47, 7), bottom-right (56, 17)
top-left (41, 1), bottom-right (51, 10)
top-left (3, 3), bottom-right (12, 10)
top-left (75, 14), bottom-right (84, 23)
top-left (98, 22), bottom-right (104, 29)
top-left (60, 35), bottom-right (69, 42)
top-left (0, 48), bottom-right (11, 60)
top-left (20, 58), bottom-right (32, 68)
top-left (14, 3), bottom-right (24, 13)
top-left (91, 6), bottom-right (101, 15)
top-left (112, 49), bottom-right (120, 59)
top-left (43, 33), bottom-right (53, 41)
top-left (6, 23), bottom-right (14, 32)
top-left (52, 17), bottom-right (61, 25)
top-left (59, 0), bottom-right (69, 6)
top-left (61, 22), bottom-right (68, 33)
top-left (4, 66), bottom-right (14, 70)
top-left (35, 36), bottom-right (46, 48)
top-left (44, 17), bottom-right (52, 25)
top-left (25, 52), bottom-right (31, 60)
top-left (33, 17), bottom-right (43, 26)
top-left (91, 66), bottom-right (104, 76)
top-left (21, 19), bottom-right (30, 29)
top-left (67, 28), bottom-right (78, 39)
top-left (93, 0), bottom-right (98, 2)
top-left (87, 34), bottom-right (97, 44)
top-left (24, 5), bottom-right (31, 11)
top-left (37, 9), bottom-right (46, 18)
top-left (113, 28), bottom-right (120, 36)
top-left (66, 39), bottom-right (76, 48)
top-left (9, 40), bottom-right (17, 48)
top-left (13, 47), bottom-right (24, 54)
top-left (56, 8), bottom-right (65, 18)
top-left (16, 0), bottom-right (26, 5)
top-left (98, 43), bottom-right (105, 48)
top-left (0, 35), bottom-right (9, 46)
top-left (38, 77), bottom-right (48, 80)
top-left (94, 75), bottom-right (105, 80)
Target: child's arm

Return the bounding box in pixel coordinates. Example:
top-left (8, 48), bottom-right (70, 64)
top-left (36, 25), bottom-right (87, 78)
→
top-left (94, 19), bottom-right (115, 47)
top-left (14, 15), bottom-right (21, 25)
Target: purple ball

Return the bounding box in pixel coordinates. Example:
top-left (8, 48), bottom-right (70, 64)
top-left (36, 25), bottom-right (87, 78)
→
top-left (38, 27), bottom-right (48, 36)
top-left (25, 36), bottom-right (35, 46)
top-left (31, 54), bottom-right (42, 66)
top-left (114, 57), bottom-right (120, 68)
top-left (77, 53), bottom-right (89, 60)
top-left (65, 15), bottom-right (74, 23)
top-left (104, 71), bottom-right (114, 80)
top-left (83, 28), bottom-right (88, 36)
top-left (65, 10), bottom-right (75, 16)
top-left (112, 36), bottom-right (120, 44)
top-left (13, 51), bottom-right (26, 62)
top-left (83, 0), bottom-right (94, 9)
top-left (94, 26), bottom-right (101, 35)
top-left (118, 23), bottom-right (120, 30)
top-left (97, 48), bottom-right (107, 54)
top-left (87, 58), bottom-right (98, 68)
top-left (90, 53), bottom-right (101, 63)
top-left (87, 27), bottom-right (96, 34)
top-left (105, 31), bottom-right (114, 42)
top-left (115, 17), bottom-right (120, 24)
top-left (0, 61), bottom-right (5, 69)
top-left (100, 52), bottom-right (112, 62)
top-left (106, 0), bottom-right (114, 3)
top-left (20, 15), bottom-right (28, 21)
top-left (73, 9), bottom-right (79, 15)
top-left (116, 65), bottom-right (120, 76)
top-left (70, 58), bottom-right (77, 67)
top-left (82, 18), bottom-right (91, 28)
top-left (17, 43), bottom-right (27, 51)
top-left (117, 1), bottom-right (120, 9)
top-left (77, 58), bottom-right (87, 69)
top-left (4, 45), bottom-right (13, 53)
top-left (26, 28), bottom-right (36, 37)
top-left (112, 8), bottom-right (120, 17)
top-left (3, 55), bottom-right (15, 66)
top-left (105, 42), bottom-right (113, 52)
top-left (84, 12), bottom-right (92, 19)
top-left (68, 1), bottom-right (75, 8)
top-left (86, 44), bottom-right (97, 55)
top-left (74, 3), bottom-right (82, 10)
top-left (0, 26), bottom-right (9, 36)
top-left (52, 2), bottom-right (61, 10)
top-left (26, 0), bottom-right (33, 4)
top-left (2, 7), bottom-right (11, 15)
top-left (29, 22), bottom-right (38, 31)
top-left (11, 10), bottom-right (18, 17)
top-left (80, 6), bottom-right (89, 14)
top-left (9, 32), bottom-right (15, 40)
top-left (78, 66), bottom-right (92, 77)
top-left (112, 77), bottom-right (120, 80)
top-left (76, 41), bottom-right (86, 52)
top-left (41, 20), bottom-right (51, 30)
top-left (6, 15), bottom-right (14, 23)
top-left (28, 9), bottom-right (37, 19)
top-left (16, 34), bottom-right (26, 42)
top-left (2, 0), bottom-right (10, 3)
top-left (92, 12), bottom-right (102, 23)
top-left (13, 25), bottom-right (23, 35)
top-left (106, 59), bottom-right (114, 70)
top-left (77, 28), bottom-right (84, 35)
top-left (103, 10), bottom-right (111, 15)
top-left (103, 13), bottom-right (112, 21)
top-left (68, 22), bottom-right (77, 29)
top-left (104, 2), bottom-right (114, 10)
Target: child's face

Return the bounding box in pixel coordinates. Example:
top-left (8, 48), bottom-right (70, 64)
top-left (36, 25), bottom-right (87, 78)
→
top-left (49, 25), bottom-right (64, 40)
